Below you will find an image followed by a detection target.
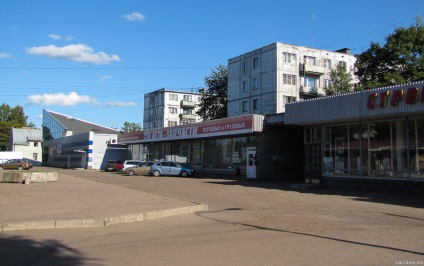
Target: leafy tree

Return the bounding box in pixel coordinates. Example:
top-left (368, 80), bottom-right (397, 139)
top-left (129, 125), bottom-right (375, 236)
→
top-left (121, 121), bottom-right (142, 133)
top-left (355, 17), bottom-right (424, 89)
top-left (196, 65), bottom-right (228, 120)
top-left (324, 62), bottom-right (356, 95)
top-left (0, 104), bottom-right (30, 151)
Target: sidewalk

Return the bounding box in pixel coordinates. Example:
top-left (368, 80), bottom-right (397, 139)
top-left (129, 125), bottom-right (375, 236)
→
top-left (0, 171), bottom-right (207, 231)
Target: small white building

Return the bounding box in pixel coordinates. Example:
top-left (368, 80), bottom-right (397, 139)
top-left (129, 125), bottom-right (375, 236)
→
top-left (227, 42), bottom-right (357, 117)
top-left (144, 88), bottom-right (203, 130)
top-left (8, 127), bottom-right (43, 165)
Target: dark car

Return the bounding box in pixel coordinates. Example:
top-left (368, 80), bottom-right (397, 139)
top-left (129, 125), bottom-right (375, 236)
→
top-left (149, 161), bottom-right (195, 177)
top-left (0, 159), bottom-right (33, 170)
top-left (104, 160), bottom-right (123, 172)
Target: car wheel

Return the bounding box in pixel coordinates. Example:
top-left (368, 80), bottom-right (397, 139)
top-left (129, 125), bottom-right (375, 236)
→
top-left (105, 169), bottom-right (108, 172)
top-left (153, 170), bottom-right (161, 177)
top-left (129, 170), bottom-right (135, 176)
top-left (181, 171), bottom-right (188, 177)
top-left (18, 166), bottom-right (23, 170)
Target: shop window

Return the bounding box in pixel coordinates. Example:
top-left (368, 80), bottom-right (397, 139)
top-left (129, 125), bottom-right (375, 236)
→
top-left (216, 138), bottom-right (232, 166)
top-left (369, 121), bottom-right (392, 176)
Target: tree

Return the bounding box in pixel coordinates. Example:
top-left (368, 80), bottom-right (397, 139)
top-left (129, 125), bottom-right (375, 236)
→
top-left (121, 121), bottom-right (142, 133)
top-left (355, 17), bottom-right (424, 89)
top-left (324, 62), bottom-right (356, 95)
top-left (0, 104), bottom-right (30, 151)
top-left (196, 65), bottom-right (228, 120)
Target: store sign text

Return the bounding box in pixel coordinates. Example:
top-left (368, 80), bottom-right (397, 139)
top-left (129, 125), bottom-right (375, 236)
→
top-left (367, 87), bottom-right (424, 109)
top-left (144, 126), bottom-right (198, 141)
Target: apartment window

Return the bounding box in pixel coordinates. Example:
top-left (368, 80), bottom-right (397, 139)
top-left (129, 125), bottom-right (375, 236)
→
top-left (283, 74), bottom-right (296, 85)
top-left (253, 78), bottom-right (259, 89)
top-left (253, 99), bottom-right (259, 110)
top-left (168, 107), bottom-right (178, 114)
top-left (324, 59), bottom-right (331, 69)
top-left (34, 142), bottom-right (38, 147)
top-left (339, 61), bottom-right (347, 70)
top-left (168, 120), bottom-right (177, 127)
top-left (324, 79), bottom-right (332, 87)
top-left (183, 95), bottom-right (192, 101)
top-left (284, 96), bottom-right (296, 105)
top-left (304, 56), bottom-right (316, 65)
top-left (304, 76), bottom-right (319, 88)
top-left (242, 61), bottom-right (247, 72)
top-left (283, 52), bottom-right (297, 64)
top-left (242, 80), bottom-right (249, 92)
top-left (242, 101), bottom-right (248, 112)
top-left (184, 108), bottom-right (193, 114)
top-left (33, 153), bottom-right (38, 161)
top-left (253, 57), bottom-right (258, 69)
top-left (154, 108), bottom-right (158, 116)
top-left (169, 94), bottom-right (178, 101)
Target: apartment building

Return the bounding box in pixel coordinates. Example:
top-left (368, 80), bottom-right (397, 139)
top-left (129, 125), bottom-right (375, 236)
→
top-left (143, 88), bottom-right (202, 130)
top-left (227, 42), bottom-right (356, 117)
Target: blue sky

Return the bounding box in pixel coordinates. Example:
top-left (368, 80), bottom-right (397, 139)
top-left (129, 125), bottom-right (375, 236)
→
top-left (0, 0), bottom-right (423, 130)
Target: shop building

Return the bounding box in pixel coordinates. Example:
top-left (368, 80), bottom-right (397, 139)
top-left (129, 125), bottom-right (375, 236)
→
top-left (119, 114), bottom-right (304, 179)
top-left (285, 81), bottom-right (424, 190)
top-left (42, 110), bottom-right (127, 169)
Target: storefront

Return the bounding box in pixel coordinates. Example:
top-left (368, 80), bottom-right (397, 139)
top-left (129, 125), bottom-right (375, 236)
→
top-left (285, 81), bottom-right (424, 187)
top-left (118, 115), bottom-right (264, 176)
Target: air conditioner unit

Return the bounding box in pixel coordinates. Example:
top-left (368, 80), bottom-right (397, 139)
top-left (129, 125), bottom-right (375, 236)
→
top-left (110, 138), bottom-right (117, 144)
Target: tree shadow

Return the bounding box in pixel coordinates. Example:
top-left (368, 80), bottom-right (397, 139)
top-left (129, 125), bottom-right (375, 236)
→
top-left (0, 235), bottom-right (101, 266)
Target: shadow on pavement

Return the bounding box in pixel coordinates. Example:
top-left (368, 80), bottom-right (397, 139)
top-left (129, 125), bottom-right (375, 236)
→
top-left (203, 179), bottom-right (424, 209)
top-left (0, 235), bottom-right (100, 266)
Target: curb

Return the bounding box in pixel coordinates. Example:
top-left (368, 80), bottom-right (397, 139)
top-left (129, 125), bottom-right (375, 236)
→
top-left (1, 204), bottom-right (208, 232)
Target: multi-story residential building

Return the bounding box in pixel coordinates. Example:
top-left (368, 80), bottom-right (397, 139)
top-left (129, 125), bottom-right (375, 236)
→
top-left (143, 88), bottom-right (202, 130)
top-left (227, 42), bottom-right (356, 117)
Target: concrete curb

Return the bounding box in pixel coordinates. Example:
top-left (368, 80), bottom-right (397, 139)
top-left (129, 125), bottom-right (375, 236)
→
top-left (1, 204), bottom-right (208, 232)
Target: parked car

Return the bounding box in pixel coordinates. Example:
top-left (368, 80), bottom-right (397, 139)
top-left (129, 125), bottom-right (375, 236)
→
top-left (121, 160), bottom-right (144, 172)
top-left (0, 159), bottom-right (33, 170)
top-left (149, 161), bottom-right (195, 177)
top-left (123, 161), bottom-right (155, 176)
top-left (104, 160), bottom-right (123, 172)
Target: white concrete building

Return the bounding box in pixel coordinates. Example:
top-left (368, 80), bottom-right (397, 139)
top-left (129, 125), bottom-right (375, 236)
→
top-left (8, 127), bottom-right (43, 165)
top-left (227, 42), bottom-right (356, 117)
top-left (144, 88), bottom-right (203, 130)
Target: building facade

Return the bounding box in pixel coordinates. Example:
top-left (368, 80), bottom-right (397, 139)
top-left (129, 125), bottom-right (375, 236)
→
top-left (8, 127), bottom-right (43, 165)
top-left (42, 110), bottom-right (127, 170)
top-left (143, 88), bottom-right (202, 130)
top-left (285, 80), bottom-right (424, 188)
top-left (227, 42), bottom-right (356, 117)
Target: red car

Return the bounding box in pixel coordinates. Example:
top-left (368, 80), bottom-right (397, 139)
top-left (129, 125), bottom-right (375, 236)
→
top-left (104, 160), bottom-right (123, 172)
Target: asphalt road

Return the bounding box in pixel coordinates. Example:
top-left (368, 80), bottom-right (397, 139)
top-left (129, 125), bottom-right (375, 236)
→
top-left (1, 167), bottom-right (423, 265)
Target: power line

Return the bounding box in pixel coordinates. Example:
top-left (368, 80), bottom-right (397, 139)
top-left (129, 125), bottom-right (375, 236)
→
top-left (319, 15), bottom-right (421, 49)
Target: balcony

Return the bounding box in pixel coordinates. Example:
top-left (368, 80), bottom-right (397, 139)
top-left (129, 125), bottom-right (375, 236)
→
top-left (299, 63), bottom-right (325, 75)
top-left (299, 86), bottom-right (318, 96)
top-left (180, 113), bottom-right (197, 120)
top-left (181, 100), bottom-right (197, 108)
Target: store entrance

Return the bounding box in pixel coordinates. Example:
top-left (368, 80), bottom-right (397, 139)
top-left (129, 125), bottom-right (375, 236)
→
top-left (304, 143), bottom-right (321, 184)
top-left (246, 147), bottom-right (257, 179)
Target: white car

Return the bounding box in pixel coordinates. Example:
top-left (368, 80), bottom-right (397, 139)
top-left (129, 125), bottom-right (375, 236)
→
top-left (121, 160), bottom-right (144, 172)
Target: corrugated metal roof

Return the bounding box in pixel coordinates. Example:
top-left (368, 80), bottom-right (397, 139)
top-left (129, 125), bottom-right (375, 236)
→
top-left (11, 128), bottom-right (42, 144)
top-left (44, 110), bottom-right (120, 135)
top-left (285, 80), bottom-right (424, 125)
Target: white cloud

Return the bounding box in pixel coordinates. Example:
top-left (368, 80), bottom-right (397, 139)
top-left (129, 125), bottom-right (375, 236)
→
top-left (0, 52), bottom-right (11, 59)
top-left (122, 12), bottom-right (146, 22)
top-left (28, 92), bottom-right (96, 106)
top-left (65, 35), bottom-right (75, 41)
top-left (26, 44), bottom-right (120, 65)
top-left (106, 101), bottom-right (136, 107)
top-left (48, 34), bottom-right (62, 40)
top-left (101, 75), bottom-right (112, 81)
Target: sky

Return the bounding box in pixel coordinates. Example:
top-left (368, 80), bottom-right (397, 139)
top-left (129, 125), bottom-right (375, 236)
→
top-left (0, 0), bottom-right (423, 130)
